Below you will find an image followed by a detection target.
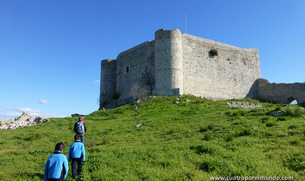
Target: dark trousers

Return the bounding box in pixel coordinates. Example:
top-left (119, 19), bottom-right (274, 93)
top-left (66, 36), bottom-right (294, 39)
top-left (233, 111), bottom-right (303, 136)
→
top-left (71, 158), bottom-right (82, 179)
top-left (80, 135), bottom-right (85, 144)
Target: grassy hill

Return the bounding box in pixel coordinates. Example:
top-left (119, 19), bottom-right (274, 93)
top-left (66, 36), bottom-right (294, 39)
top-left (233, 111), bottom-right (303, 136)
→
top-left (0, 95), bottom-right (305, 180)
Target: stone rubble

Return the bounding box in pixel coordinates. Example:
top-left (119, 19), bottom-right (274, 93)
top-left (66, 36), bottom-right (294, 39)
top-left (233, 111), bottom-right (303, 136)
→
top-left (0, 112), bottom-right (49, 130)
top-left (227, 101), bottom-right (262, 109)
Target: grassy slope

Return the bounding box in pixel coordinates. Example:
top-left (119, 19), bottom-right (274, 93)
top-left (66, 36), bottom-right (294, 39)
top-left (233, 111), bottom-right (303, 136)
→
top-left (0, 95), bottom-right (305, 180)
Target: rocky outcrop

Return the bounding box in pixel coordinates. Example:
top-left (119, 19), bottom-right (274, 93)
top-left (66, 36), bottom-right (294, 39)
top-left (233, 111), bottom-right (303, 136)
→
top-left (0, 112), bottom-right (49, 130)
top-left (227, 102), bottom-right (262, 109)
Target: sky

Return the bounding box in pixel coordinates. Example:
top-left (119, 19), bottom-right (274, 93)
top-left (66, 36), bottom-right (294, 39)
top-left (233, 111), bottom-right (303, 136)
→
top-left (0, 0), bottom-right (304, 120)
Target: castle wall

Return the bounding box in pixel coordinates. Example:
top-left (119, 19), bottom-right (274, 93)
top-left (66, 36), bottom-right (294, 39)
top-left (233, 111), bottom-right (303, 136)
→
top-left (257, 78), bottom-right (305, 104)
top-left (100, 59), bottom-right (116, 109)
top-left (116, 41), bottom-right (155, 106)
top-left (182, 34), bottom-right (260, 100)
top-left (100, 29), bottom-right (263, 109)
top-left (154, 29), bottom-right (184, 96)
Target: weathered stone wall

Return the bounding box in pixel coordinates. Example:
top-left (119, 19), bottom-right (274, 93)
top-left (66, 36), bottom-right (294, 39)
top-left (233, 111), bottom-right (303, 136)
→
top-left (257, 78), bottom-right (305, 104)
top-left (116, 41), bottom-right (155, 106)
top-left (182, 34), bottom-right (260, 100)
top-left (100, 59), bottom-right (116, 109)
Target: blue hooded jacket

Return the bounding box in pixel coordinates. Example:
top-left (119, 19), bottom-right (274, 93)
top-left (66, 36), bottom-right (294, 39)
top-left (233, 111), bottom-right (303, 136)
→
top-left (44, 151), bottom-right (69, 181)
top-left (68, 141), bottom-right (86, 162)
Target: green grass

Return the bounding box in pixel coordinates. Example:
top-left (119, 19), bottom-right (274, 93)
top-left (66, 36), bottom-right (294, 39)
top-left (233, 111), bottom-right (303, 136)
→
top-left (0, 95), bottom-right (305, 180)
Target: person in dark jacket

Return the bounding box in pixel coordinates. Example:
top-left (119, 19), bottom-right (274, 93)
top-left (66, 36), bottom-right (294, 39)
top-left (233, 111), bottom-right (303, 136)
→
top-left (68, 134), bottom-right (86, 179)
top-left (73, 117), bottom-right (87, 144)
top-left (44, 142), bottom-right (69, 181)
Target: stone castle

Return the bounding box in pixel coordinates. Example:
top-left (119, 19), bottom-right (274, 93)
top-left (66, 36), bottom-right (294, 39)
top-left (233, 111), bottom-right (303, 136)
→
top-left (99, 29), bottom-right (305, 109)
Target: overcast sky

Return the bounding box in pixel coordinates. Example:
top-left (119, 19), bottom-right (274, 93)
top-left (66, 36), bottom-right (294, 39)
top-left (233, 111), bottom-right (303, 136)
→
top-left (1, 0), bottom-right (304, 119)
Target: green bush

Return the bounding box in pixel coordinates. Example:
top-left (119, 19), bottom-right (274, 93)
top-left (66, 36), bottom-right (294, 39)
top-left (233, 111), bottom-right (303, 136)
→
top-left (266, 122), bottom-right (277, 127)
top-left (190, 145), bottom-right (217, 155)
top-left (208, 49), bottom-right (218, 58)
top-left (203, 133), bottom-right (212, 141)
top-left (274, 106), bottom-right (282, 111)
top-left (284, 108), bottom-right (305, 117)
top-left (200, 160), bottom-right (222, 172)
top-left (285, 154), bottom-right (305, 171)
top-left (225, 134), bottom-right (234, 142)
top-left (28, 132), bottom-right (43, 141)
top-left (101, 136), bottom-right (110, 145)
top-left (261, 117), bottom-right (270, 123)
top-left (289, 139), bottom-right (300, 145)
top-left (277, 117), bottom-right (287, 121)
top-left (288, 125), bottom-right (298, 129)
top-left (239, 128), bottom-right (254, 136)
top-left (207, 124), bottom-right (215, 131)
top-left (199, 126), bottom-right (208, 132)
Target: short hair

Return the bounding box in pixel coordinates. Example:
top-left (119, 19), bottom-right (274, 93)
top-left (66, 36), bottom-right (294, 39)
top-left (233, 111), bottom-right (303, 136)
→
top-left (74, 134), bottom-right (81, 141)
top-left (55, 142), bottom-right (65, 151)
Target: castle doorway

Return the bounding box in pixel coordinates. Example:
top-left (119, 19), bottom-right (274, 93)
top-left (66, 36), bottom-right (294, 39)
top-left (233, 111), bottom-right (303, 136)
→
top-left (288, 97), bottom-right (298, 105)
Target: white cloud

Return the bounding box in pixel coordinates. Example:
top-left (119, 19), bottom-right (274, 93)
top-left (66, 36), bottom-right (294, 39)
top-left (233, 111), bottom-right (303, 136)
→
top-left (2, 112), bottom-right (21, 117)
top-left (16, 108), bottom-right (41, 113)
top-left (93, 80), bottom-right (100, 85)
top-left (0, 107), bottom-right (43, 120)
top-left (40, 100), bottom-right (49, 104)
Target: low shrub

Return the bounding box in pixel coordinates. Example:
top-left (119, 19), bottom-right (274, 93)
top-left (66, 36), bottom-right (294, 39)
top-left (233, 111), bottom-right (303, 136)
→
top-left (239, 128), bottom-right (254, 136)
top-left (284, 108), bottom-right (305, 117)
top-left (101, 136), bottom-right (110, 145)
top-left (285, 154), bottom-right (305, 171)
top-left (274, 106), bottom-right (282, 112)
top-left (289, 139), bottom-right (300, 145)
top-left (207, 124), bottom-right (215, 131)
top-left (199, 124), bottom-right (215, 132)
top-left (261, 117), bottom-right (270, 123)
top-left (28, 133), bottom-right (43, 141)
top-left (199, 126), bottom-right (208, 132)
top-left (288, 125), bottom-right (298, 129)
top-left (277, 117), bottom-right (287, 121)
top-left (266, 122), bottom-right (277, 127)
top-left (190, 145), bottom-right (217, 155)
top-left (200, 160), bottom-right (222, 172)
top-left (225, 134), bottom-right (234, 142)
top-left (168, 127), bottom-right (177, 134)
top-left (208, 49), bottom-right (218, 58)
top-left (203, 133), bottom-right (212, 141)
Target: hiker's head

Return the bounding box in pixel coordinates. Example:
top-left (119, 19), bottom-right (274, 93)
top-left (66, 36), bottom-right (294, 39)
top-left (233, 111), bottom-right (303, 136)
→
top-left (55, 142), bottom-right (65, 151)
top-left (74, 134), bottom-right (81, 141)
top-left (79, 117), bottom-right (83, 122)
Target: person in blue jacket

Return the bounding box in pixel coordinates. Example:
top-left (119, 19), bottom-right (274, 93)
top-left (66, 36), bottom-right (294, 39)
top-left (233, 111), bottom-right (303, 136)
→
top-left (68, 134), bottom-right (86, 179)
top-left (44, 142), bottom-right (69, 181)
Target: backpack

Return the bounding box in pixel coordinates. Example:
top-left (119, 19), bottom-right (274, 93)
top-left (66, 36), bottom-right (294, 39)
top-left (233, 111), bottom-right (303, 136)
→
top-left (76, 121), bottom-right (84, 134)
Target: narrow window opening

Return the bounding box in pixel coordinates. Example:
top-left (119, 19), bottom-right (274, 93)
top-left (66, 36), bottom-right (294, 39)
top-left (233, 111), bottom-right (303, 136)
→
top-left (126, 66), bottom-right (129, 73)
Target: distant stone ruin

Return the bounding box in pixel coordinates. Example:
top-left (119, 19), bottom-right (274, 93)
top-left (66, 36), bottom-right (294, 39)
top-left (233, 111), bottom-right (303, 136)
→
top-left (0, 112), bottom-right (49, 130)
